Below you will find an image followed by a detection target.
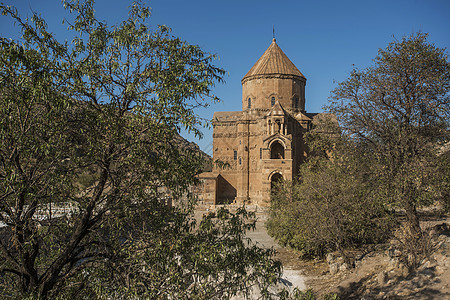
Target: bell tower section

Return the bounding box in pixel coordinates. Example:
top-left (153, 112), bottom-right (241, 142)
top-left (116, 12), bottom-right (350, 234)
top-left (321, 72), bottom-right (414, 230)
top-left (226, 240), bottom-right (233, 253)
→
top-left (241, 38), bottom-right (307, 113)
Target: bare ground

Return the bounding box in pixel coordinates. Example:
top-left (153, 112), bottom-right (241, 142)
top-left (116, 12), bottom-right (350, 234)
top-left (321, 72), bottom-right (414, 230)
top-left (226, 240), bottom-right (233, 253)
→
top-left (195, 209), bottom-right (450, 299)
top-left (271, 214), bottom-right (450, 299)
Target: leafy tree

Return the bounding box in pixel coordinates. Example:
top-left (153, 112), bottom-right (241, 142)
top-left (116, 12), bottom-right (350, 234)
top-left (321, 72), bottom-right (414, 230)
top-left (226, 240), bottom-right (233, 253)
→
top-left (0, 1), bottom-right (281, 298)
top-left (437, 147), bottom-right (450, 211)
top-left (267, 118), bottom-right (393, 258)
top-left (328, 32), bottom-right (450, 240)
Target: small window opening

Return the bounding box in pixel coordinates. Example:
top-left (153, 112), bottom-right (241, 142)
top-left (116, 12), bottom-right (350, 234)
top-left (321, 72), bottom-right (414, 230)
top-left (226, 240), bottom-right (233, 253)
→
top-left (247, 97), bottom-right (251, 109)
top-left (234, 150), bottom-right (237, 160)
top-left (239, 157), bottom-right (242, 165)
top-left (270, 141), bottom-right (285, 159)
top-left (271, 96), bottom-right (275, 106)
top-left (294, 97), bottom-right (299, 109)
top-left (276, 119), bottom-right (281, 133)
top-left (260, 148), bottom-right (262, 159)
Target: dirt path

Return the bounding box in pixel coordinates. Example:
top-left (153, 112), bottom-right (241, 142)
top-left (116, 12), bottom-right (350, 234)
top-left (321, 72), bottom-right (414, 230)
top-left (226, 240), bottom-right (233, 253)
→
top-left (246, 219), bottom-right (308, 293)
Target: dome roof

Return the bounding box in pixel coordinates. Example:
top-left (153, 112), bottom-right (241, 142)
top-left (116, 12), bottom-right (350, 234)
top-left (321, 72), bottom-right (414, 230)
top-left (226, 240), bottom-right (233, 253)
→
top-left (242, 39), bottom-right (306, 83)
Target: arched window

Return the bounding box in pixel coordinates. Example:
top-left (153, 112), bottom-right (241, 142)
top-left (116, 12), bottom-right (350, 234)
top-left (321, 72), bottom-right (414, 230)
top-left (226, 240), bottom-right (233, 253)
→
top-left (247, 97), bottom-right (251, 109)
top-left (294, 97), bottom-right (299, 109)
top-left (271, 96), bottom-right (275, 106)
top-left (270, 141), bottom-right (284, 159)
top-left (275, 119), bottom-right (281, 133)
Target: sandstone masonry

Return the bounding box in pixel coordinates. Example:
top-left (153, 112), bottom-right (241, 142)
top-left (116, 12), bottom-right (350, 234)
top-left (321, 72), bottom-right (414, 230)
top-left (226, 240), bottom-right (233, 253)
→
top-left (198, 39), bottom-right (327, 207)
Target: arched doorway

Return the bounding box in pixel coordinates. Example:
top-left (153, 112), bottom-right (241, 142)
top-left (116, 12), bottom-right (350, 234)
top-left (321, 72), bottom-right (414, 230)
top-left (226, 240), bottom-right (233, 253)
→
top-left (270, 141), bottom-right (284, 159)
top-left (270, 172), bottom-right (284, 193)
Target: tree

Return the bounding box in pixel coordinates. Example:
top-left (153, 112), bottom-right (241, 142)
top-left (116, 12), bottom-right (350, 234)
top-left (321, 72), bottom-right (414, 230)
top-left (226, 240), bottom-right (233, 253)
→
top-left (328, 33), bottom-right (450, 240)
top-left (267, 118), bottom-right (393, 258)
top-left (0, 1), bottom-right (281, 298)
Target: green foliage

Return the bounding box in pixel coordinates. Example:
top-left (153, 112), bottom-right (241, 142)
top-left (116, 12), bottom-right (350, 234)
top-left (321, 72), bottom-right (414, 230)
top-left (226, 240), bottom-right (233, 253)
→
top-left (214, 159), bottom-right (231, 169)
top-left (435, 147), bottom-right (450, 212)
top-left (268, 33), bottom-right (449, 260)
top-left (0, 1), bottom-right (281, 298)
top-left (267, 119), bottom-right (394, 258)
top-left (328, 32), bottom-right (450, 239)
top-left (58, 207), bottom-right (282, 299)
top-left (278, 288), bottom-right (340, 300)
top-left (288, 288), bottom-right (316, 300)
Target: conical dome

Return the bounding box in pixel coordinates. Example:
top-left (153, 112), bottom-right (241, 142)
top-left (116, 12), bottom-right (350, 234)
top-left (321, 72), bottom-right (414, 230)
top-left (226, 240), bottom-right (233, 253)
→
top-left (242, 39), bottom-right (305, 83)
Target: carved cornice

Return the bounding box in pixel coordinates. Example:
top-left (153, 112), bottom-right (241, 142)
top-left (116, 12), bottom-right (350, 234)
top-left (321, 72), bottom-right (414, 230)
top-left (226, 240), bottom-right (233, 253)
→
top-left (212, 121), bottom-right (238, 127)
top-left (241, 74), bottom-right (305, 84)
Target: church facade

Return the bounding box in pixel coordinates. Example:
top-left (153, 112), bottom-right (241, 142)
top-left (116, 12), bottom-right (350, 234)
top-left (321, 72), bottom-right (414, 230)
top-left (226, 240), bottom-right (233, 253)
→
top-left (198, 38), bottom-right (325, 207)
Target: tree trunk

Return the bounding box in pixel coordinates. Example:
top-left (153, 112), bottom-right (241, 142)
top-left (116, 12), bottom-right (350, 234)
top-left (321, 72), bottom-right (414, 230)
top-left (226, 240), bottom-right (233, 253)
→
top-left (404, 200), bottom-right (422, 240)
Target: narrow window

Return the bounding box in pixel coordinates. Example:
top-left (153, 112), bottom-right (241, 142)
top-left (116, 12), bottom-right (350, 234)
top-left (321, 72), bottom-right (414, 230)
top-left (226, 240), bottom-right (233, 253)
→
top-left (233, 150), bottom-right (237, 160)
top-left (270, 141), bottom-right (285, 159)
top-left (271, 96), bottom-right (275, 106)
top-left (294, 97), bottom-right (299, 109)
top-left (260, 148), bottom-right (262, 159)
top-left (276, 119), bottom-right (281, 133)
top-left (239, 157), bottom-right (242, 165)
top-left (247, 97), bottom-right (251, 109)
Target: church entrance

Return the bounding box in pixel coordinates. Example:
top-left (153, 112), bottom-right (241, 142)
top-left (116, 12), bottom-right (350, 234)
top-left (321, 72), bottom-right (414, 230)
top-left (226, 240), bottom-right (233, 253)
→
top-left (270, 172), bottom-right (283, 193)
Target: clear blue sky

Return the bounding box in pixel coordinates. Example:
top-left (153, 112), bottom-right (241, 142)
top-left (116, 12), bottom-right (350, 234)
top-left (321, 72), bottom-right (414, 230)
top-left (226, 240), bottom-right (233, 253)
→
top-left (2, 0), bottom-right (449, 154)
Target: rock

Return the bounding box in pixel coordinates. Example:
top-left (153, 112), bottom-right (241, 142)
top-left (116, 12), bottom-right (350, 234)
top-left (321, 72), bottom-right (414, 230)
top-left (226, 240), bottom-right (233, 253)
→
top-left (388, 247), bottom-right (401, 258)
top-left (430, 223), bottom-right (450, 237)
top-left (421, 267), bottom-right (435, 277)
top-left (326, 253), bottom-right (335, 263)
top-left (422, 260), bottom-right (432, 269)
top-left (415, 277), bottom-right (424, 288)
top-left (340, 262), bottom-right (349, 272)
top-left (329, 262), bottom-right (340, 275)
top-left (389, 257), bottom-right (399, 269)
top-left (396, 289), bottom-right (410, 297)
top-left (378, 271), bottom-right (387, 286)
top-left (399, 264), bottom-right (409, 277)
top-left (435, 265), bottom-right (445, 275)
top-left (392, 264), bottom-right (409, 278)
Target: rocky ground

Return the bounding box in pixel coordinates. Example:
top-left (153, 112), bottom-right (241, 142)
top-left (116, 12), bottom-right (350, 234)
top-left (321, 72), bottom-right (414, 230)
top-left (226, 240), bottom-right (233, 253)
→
top-left (197, 209), bottom-right (450, 299)
top-left (271, 214), bottom-right (450, 299)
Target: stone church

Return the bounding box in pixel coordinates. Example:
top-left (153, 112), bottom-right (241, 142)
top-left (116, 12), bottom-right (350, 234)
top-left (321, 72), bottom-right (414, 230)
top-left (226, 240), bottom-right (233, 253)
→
top-left (198, 38), bottom-right (326, 207)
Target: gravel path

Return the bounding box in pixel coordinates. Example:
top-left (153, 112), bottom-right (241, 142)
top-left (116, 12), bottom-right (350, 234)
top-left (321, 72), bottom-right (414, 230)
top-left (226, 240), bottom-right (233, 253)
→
top-left (194, 210), bottom-right (308, 297)
top-left (246, 219), bottom-right (307, 294)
